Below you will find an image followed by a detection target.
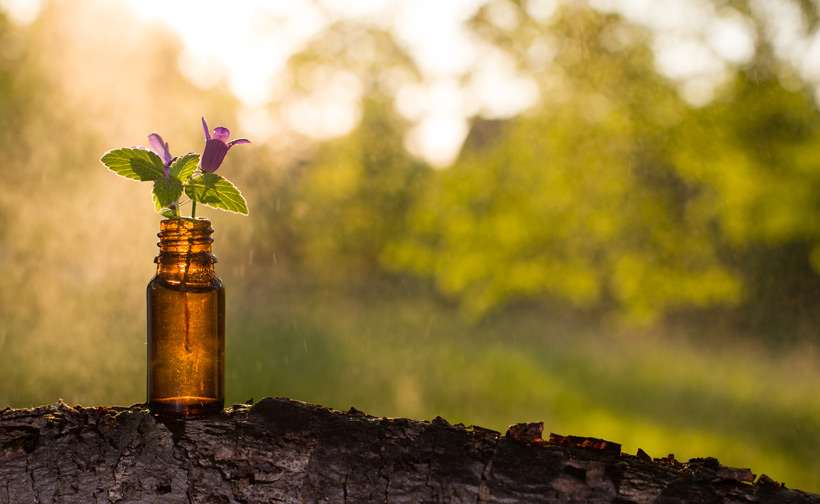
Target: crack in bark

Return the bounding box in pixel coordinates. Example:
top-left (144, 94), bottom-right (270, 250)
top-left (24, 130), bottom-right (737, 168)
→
top-left (25, 451), bottom-right (38, 503)
top-left (376, 420), bottom-right (394, 504)
top-left (381, 446), bottom-right (393, 504)
top-left (108, 442), bottom-right (126, 502)
top-left (475, 444), bottom-right (498, 504)
top-left (342, 470), bottom-right (350, 504)
top-left (423, 427), bottom-right (440, 498)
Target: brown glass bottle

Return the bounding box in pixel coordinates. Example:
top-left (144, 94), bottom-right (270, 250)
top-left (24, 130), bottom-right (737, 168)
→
top-left (147, 219), bottom-right (225, 417)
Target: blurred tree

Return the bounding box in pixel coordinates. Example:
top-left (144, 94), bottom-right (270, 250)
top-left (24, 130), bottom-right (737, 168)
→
top-left (669, 62), bottom-right (820, 336)
top-left (293, 97), bottom-right (430, 282)
top-left (379, 0), bottom-right (820, 328)
top-left (385, 5), bottom-right (743, 321)
top-left (261, 22), bottom-right (431, 287)
top-left (245, 0), bottom-right (820, 331)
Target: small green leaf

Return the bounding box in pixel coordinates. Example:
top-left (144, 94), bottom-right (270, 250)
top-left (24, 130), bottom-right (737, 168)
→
top-left (184, 173), bottom-right (249, 215)
top-left (169, 153), bottom-right (200, 182)
top-left (152, 177), bottom-right (183, 211)
top-left (101, 148), bottom-right (166, 182)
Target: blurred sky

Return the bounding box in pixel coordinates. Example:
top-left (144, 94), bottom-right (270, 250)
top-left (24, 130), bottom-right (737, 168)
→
top-left (1, 0), bottom-right (801, 168)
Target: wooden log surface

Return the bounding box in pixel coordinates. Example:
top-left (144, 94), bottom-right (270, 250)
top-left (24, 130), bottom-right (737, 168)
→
top-left (1, 397), bottom-right (817, 503)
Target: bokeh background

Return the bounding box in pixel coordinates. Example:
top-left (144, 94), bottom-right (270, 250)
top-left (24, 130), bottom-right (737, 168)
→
top-left (0, 0), bottom-right (819, 492)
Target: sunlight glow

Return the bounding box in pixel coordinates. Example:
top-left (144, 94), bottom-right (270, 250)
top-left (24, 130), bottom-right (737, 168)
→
top-left (751, 0), bottom-right (820, 101)
top-left (284, 85), bottom-right (363, 140)
top-left (1, 0), bottom-right (806, 163)
top-left (468, 48), bottom-right (540, 119)
top-left (593, 0), bottom-right (757, 106)
top-left (707, 11), bottom-right (756, 64)
top-left (0, 0), bottom-right (40, 24)
top-left (405, 114), bottom-right (469, 169)
top-left (125, 0), bottom-right (326, 107)
top-left (397, 79), bottom-right (472, 167)
top-left (391, 0), bottom-right (482, 78)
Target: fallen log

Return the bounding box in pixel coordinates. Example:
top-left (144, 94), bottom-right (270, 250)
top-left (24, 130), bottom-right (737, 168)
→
top-left (1, 397), bottom-right (817, 503)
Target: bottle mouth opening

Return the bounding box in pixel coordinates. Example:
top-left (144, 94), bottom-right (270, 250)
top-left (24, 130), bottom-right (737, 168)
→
top-left (159, 218), bottom-right (213, 234)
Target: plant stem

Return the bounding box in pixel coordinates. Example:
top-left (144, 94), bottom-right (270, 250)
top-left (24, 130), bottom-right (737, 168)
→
top-left (191, 200), bottom-right (197, 219)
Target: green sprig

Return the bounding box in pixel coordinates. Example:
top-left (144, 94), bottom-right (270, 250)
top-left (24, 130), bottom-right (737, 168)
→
top-left (100, 148), bottom-right (249, 217)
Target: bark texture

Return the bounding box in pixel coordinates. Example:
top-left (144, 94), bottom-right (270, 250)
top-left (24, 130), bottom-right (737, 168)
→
top-left (0, 397), bottom-right (817, 503)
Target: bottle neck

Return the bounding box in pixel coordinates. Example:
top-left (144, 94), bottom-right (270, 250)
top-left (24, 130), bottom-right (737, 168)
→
top-left (155, 219), bottom-right (218, 285)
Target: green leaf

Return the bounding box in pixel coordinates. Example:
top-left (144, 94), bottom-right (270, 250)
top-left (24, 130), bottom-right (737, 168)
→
top-left (152, 177), bottom-right (183, 211)
top-left (169, 153), bottom-right (200, 182)
top-left (184, 173), bottom-right (249, 215)
top-left (101, 148), bottom-right (166, 182)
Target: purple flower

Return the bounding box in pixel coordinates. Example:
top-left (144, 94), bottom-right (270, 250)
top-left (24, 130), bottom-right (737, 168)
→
top-left (148, 133), bottom-right (173, 178)
top-left (200, 117), bottom-right (250, 173)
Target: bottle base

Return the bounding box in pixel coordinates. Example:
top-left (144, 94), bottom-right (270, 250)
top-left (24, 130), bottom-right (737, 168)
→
top-left (149, 396), bottom-right (224, 417)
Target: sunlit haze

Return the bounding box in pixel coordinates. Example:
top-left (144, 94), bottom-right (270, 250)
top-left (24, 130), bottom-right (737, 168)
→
top-left (0, 0), bottom-right (801, 166)
top-left (122, 0), bottom-right (532, 167)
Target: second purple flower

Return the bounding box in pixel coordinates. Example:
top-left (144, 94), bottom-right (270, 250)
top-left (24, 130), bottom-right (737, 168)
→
top-left (200, 117), bottom-right (250, 173)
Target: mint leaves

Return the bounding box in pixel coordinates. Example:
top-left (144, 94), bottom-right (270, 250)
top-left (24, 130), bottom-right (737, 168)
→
top-left (152, 174), bottom-right (183, 212)
top-left (185, 173), bottom-right (248, 215)
top-left (169, 153), bottom-right (200, 181)
top-left (101, 148), bottom-right (167, 182)
top-left (100, 121), bottom-right (250, 218)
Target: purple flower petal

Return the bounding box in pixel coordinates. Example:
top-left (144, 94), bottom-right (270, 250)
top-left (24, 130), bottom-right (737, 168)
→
top-left (201, 138), bottom-right (229, 173)
top-left (202, 117), bottom-right (211, 140)
top-left (212, 127), bottom-right (231, 143)
top-left (148, 133), bottom-right (172, 167)
top-left (228, 138), bottom-right (251, 147)
top-left (199, 118), bottom-right (250, 173)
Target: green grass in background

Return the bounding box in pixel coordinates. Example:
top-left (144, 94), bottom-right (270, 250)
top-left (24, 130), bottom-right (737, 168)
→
top-left (227, 287), bottom-right (820, 494)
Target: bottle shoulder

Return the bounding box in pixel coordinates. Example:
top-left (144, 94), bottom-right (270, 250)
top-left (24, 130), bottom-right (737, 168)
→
top-left (148, 274), bottom-right (224, 292)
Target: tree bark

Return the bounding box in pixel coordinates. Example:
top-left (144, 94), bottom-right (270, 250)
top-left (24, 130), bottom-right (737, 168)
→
top-left (1, 397), bottom-right (817, 503)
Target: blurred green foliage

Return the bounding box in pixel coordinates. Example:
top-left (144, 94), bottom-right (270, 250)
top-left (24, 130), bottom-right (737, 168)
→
top-left (0, 0), bottom-right (819, 493)
top-left (385, 3), bottom-right (820, 323)
top-left (291, 97), bottom-right (430, 281)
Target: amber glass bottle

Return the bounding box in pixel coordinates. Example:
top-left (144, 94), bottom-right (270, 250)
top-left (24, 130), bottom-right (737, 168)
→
top-left (147, 219), bottom-right (225, 417)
